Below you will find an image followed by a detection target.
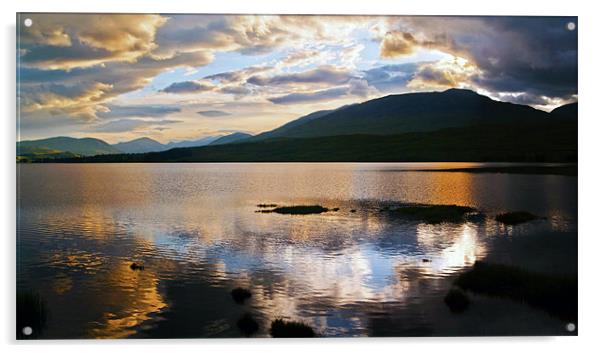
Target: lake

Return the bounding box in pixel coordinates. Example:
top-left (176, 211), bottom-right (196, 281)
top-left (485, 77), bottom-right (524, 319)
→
top-left (16, 163), bottom-right (578, 338)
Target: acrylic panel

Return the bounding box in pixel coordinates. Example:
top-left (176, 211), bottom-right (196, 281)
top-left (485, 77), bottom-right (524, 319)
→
top-left (16, 13), bottom-right (577, 339)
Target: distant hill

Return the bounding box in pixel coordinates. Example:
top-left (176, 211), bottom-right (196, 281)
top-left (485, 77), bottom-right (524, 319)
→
top-left (52, 120), bottom-right (577, 164)
top-left (17, 134), bottom-right (225, 161)
top-left (17, 136), bottom-right (121, 160)
top-left (209, 132), bottom-right (253, 145)
top-left (112, 137), bottom-right (166, 153)
top-left (551, 102), bottom-right (578, 120)
top-left (254, 89), bottom-right (551, 139)
top-left (164, 136), bottom-right (221, 149)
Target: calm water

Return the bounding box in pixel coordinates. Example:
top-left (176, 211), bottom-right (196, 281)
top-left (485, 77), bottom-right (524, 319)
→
top-left (17, 163), bottom-right (577, 338)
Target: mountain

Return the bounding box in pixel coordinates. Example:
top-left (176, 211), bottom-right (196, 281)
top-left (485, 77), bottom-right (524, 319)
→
top-left (26, 89), bottom-right (578, 164)
top-left (250, 108), bottom-right (342, 141)
top-left (164, 136), bottom-right (221, 149)
top-left (17, 136), bottom-right (121, 159)
top-left (209, 132), bottom-right (253, 145)
top-left (112, 137), bottom-right (166, 153)
top-left (551, 102), bottom-right (578, 120)
top-left (53, 121), bottom-right (577, 164)
top-left (255, 89), bottom-right (551, 139)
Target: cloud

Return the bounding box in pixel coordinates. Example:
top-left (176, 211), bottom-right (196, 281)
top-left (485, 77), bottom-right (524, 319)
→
top-left (20, 14), bottom-right (167, 70)
top-left (98, 104), bottom-right (181, 118)
top-left (362, 63), bottom-right (423, 92)
top-left (197, 110), bottom-right (231, 117)
top-left (407, 59), bottom-right (478, 89)
top-left (160, 80), bottom-right (215, 94)
top-left (378, 16), bottom-right (577, 102)
top-left (247, 65), bottom-right (355, 86)
top-left (19, 50), bottom-right (214, 120)
top-left (268, 79), bottom-right (373, 104)
top-left (219, 85), bottom-right (252, 95)
top-left (380, 31), bottom-right (419, 58)
top-left (205, 65), bottom-right (272, 84)
top-left (89, 118), bottom-right (181, 133)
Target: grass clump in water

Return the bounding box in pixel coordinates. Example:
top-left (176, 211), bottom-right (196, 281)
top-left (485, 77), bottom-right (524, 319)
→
top-left (269, 205), bottom-right (329, 215)
top-left (495, 211), bottom-right (539, 225)
top-left (231, 287), bottom-right (252, 304)
top-left (270, 319), bottom-right (316, 338)
top-left (237, 313), bottom-right (259, 336)
top-left (393, 204), bottom-right (477, 224)
top-left (257, 203), bottom-right (278, 208)
top-left (444, 288), bottom-right (471, 313)
top-left (455, 261), bottom-right (577, 321)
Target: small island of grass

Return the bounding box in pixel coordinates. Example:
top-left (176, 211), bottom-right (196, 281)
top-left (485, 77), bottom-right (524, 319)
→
top-left (231, 287), bottom-right (252, 304)
top-left (270, 319), bottom-right (316, 337)
top-left (260, 205), bottom-right (330, 215)
top-left (495, 211), bottom-right (539, 225)
top-left (455, 261), bottom-right (577, 321)
top-left (392, 204), bottom-right (477, 224)
top-left (257, 203), bottom-right (279, 208)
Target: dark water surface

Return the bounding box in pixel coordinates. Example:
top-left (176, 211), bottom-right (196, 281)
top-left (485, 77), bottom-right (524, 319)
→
top-left (17, 163), bottom-right (577, 338)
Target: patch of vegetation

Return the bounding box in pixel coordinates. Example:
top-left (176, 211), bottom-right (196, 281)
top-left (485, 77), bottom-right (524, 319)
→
top-left (268, 205), bottom-right (329, 215)
top-left (444, 288), bottom-right (471, 313)
top-left (130, 262), bottom-right (145, 270)
top-left (237, 313), bottom-right (259, 336)
top-left (231, 287), bottom-right (252, 304)
top-left (257, 203), bottom-right (278, 208)
top-left (17, 290), bottom-right (47, 339)
top-left (270, 319), bottom-right (316, 338)
top-left (392, 204), bottom-right (477, 224)
top-left (495, 211), bottom-right (540, 225)
top-left (455, 261), bottom-right (577, 321)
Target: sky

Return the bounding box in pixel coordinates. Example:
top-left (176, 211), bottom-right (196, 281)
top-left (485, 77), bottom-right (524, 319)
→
top-left (17, 14), bottom-right (578, 144)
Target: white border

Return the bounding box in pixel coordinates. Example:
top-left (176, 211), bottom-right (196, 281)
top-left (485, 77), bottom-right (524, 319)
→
top-left (2, 1), bottom-right (600, 352)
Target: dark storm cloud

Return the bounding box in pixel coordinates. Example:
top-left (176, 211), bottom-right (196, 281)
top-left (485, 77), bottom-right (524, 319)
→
top-left (472, 17), bottom-right (577, 99)
top-left (197, 110), bottom-right (232, 117)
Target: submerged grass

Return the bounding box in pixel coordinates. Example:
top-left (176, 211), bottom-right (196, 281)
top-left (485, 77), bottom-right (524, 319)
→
top-left (270, 319), bottom-right (316, 338)
top-left (231, 287), bottom-right (252, 304)
top-left (237, 313), bottom-right (259, 336)
top-left (392, 204), bottom-right (477, 224)
top-left (495, 211), bottom-right (540, 225)
top-left (455, 261), bottom-right (577, 321)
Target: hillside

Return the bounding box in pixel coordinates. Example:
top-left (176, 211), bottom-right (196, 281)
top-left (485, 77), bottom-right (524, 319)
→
top-left (17, 136), bottom-right (121, 158)
top-left (254, 89), bottom-right (551, 139)
top-left (551, 102), bottom-right (578, 120)
top-left (209, 132), bottom-right (253, 145)
top-left (50, 120), bottom-right (577, 163)
top-left (112, 137), bottom-right (166, 153)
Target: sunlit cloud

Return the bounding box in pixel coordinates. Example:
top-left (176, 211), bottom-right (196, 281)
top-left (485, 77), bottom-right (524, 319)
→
top-left (17, 14), bottom-right (577, 142)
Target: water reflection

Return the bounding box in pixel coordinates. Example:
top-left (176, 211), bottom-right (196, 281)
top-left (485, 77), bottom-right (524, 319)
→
top-left (16, 163), bottom-right (577, 338)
